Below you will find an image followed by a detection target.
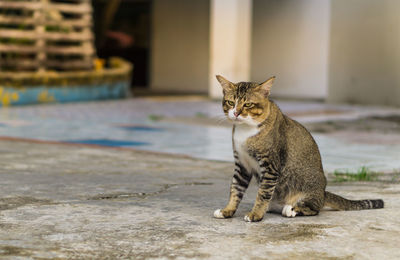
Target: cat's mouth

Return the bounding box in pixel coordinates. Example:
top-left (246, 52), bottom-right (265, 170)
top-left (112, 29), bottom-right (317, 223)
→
top-left (228, 115), bottom-right (259, 126)
top-left (230, 117), bottom-right (246, 124)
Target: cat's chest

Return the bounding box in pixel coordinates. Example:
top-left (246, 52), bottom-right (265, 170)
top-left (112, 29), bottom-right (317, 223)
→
top-left (233, 125), bottom-right (260, 173)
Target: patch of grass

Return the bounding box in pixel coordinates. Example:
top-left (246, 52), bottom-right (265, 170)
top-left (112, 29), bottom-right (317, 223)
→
top-left (148, 114), bottom-right (164, 121)
top-left (195, 112), bottom-right (208, 118)
top-left (333, 166), bottom-right (381, 182)
top-left (391, 169), bottom-right (400, 182)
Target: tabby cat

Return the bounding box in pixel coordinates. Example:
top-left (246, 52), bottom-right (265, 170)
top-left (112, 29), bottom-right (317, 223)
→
top-left (213, 75), bottom-right (384, 222)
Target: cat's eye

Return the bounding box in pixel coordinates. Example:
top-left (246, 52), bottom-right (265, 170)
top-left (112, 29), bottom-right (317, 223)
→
top-left (226, 100), bottom-right (235, 106)
top-left (244, 103), bottom-right (254, 108)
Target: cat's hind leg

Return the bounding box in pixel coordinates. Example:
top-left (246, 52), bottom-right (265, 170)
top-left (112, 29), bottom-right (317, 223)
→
top-left (281, 204), bottom-right (297, 217)
top-left (282, 194), bottom-right (323, 217)
top-left (292, 200), bottom-right (320, 216)
top-left (281, 193), bottom-right (303, 217)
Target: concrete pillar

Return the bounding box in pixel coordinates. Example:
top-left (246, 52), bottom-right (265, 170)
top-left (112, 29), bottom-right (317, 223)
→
top-left (209, 0), bottom-right (253, 98)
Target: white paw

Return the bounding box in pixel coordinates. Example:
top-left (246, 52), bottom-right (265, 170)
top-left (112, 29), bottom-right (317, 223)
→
top-left (213, 209), bottom-right (224, 219)
top-left (282, 205), bottom-right (297, 218)
top-left (244, 215), bottom-right (251, 222)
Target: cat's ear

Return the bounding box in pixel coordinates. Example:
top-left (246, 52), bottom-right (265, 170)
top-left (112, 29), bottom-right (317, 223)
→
top-left (258, 76), bottom-right (276, 97)
top-left (216, 75), bottom-right (234, 92)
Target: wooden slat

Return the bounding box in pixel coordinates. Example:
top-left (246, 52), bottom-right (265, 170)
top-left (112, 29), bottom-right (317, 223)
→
top-left (0, 2), bottom-right (41, 10)
top-left (0, 3), bottom-right (92, 16)
top-left (0, 44), bottom-right (39, 53)
top-left (45, 31), bottom-right (93, 41)
top-left (0, 16), bottom-right (37, 25)
top-left (46, 45), bottom-right (94, 55)
top-left (46, 3), bottom-right (92, 14)
top-left (0, 29), bottom-right (37, 39)
top-left (0, 15), bottom-right (92, 27)
top-left (0, 29), bottom-right (93, 41)
top-left (46, 60), bottom-right (92, 69)
top-left (43, 19), bottom-right (92, 27)
top-left (33, 3), bottom-right (45, 71)
top-left (0, 58), bottom-right (39, 68)
top-left (0, 45), bottom-right (94, 55)
top-left (80, 12), bottom-right (93, 69)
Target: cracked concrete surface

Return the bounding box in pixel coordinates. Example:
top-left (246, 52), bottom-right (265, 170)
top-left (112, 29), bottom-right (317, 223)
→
top-left (0, 140), bottom-right (399, 259)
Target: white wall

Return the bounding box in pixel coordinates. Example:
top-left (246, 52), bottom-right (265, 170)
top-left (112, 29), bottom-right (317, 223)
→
top-left (251, 0), bottom-right (330, 99)
top-left (328, 0), bottom-right (400, 106)
top-left (150, 0), bottom-right (209, 94)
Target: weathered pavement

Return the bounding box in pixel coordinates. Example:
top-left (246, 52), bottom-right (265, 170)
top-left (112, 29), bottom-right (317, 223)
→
top-left (0, 140), bottom-right (399, 259)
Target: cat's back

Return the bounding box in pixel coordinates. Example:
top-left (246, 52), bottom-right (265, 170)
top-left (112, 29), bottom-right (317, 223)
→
top-left (280, 113), bottom-right (319, 151)
top-left (277, 112), bottom-right (324, 174)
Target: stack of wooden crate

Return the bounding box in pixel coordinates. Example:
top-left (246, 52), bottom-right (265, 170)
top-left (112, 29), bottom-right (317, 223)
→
top-left (0, 0), bottom-right (95, 72)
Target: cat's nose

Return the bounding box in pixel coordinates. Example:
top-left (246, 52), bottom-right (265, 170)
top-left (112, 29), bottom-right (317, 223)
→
top-left (234, 111), bottom-right (240, 117)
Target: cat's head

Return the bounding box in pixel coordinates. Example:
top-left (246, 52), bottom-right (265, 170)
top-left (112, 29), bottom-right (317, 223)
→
top-left (216, 75), bottom-right (275, 126)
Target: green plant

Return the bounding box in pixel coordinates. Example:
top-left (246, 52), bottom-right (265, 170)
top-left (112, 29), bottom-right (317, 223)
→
top-left (148, 114), bottom-right (164, 122)
top-left (390, 169), bottom-right (400, 182)
top-left (332, 166), bottom-right (381, 182)
top-left (195, 112), bottom-right (207, 118)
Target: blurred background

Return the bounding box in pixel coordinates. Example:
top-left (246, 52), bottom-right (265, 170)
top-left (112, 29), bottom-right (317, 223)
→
top-left (1, 0), bottom-right (400, 105)
top-left (94, 0), bottom-right (400, 106)
top-left (0, 0), bottom-right (399, 173)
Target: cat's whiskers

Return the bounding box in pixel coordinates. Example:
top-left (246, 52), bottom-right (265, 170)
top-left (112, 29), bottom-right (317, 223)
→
top-left (212, 114), bottom-right (229, 125)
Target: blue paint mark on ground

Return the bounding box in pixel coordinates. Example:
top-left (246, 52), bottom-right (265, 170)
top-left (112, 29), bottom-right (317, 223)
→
top-left (65, 139), bottom-right (150, 147)
top-left (120, 125), bottom-right (164, 132)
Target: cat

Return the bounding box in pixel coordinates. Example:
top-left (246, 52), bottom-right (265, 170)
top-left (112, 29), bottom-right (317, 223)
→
top-left (213, 75), bottom-right (384, 222)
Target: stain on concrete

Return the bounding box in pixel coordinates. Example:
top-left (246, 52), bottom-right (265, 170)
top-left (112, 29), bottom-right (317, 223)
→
top-left (87, 182), bottom-right (213, 200)
top-left (0, 245), bottom-right (65, 259)
top-left (88, 192), bottom-right (150, 200)
top-left (270, 251), bottom-right (354, 260)
top-left (184, 182), bottom-right (213, 186)
top-left (87, 184), bottom-right (178, 200)
top-left (0, 196), bottom-right (54, 211)
top-left (0, 245), bottom-right (32, 257)
top-left (247, 223), bottom-right (333, 243)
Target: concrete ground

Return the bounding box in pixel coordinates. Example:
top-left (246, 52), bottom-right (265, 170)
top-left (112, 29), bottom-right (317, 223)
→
top-left (0, 140), bottom-right (399, 259)
top-left (0, 97), bottom-right (400, 259)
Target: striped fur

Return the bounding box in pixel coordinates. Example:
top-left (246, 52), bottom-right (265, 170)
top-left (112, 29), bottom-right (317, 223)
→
top-left (214, 75), bottom-right (384, 222)
top-left (325, 191), bottom-right (384, 210)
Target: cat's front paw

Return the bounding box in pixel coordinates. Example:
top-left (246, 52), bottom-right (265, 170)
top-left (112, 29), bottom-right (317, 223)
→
top-left (244, 212), bottom-right (263, 222)
top-left (213, 208), bottom-right (235, 219)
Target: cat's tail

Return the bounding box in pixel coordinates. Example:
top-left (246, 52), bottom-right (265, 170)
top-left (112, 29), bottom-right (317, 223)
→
top-left (324, 191), bottom-right (384, 210)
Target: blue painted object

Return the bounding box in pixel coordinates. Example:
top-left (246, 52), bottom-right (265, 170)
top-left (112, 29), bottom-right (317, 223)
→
top-left (120, 125), bottom-right (163, 132)
top-left (65, 139), bottom-right (149, 147)
top-left (0, 57), bottom-right (132, 107)
top-left (0, 82), bottom-right (130, 107)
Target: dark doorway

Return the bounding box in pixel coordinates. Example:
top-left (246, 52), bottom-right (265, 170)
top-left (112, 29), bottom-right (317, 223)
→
top-left (93, 0), bottom-right (152, 88)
